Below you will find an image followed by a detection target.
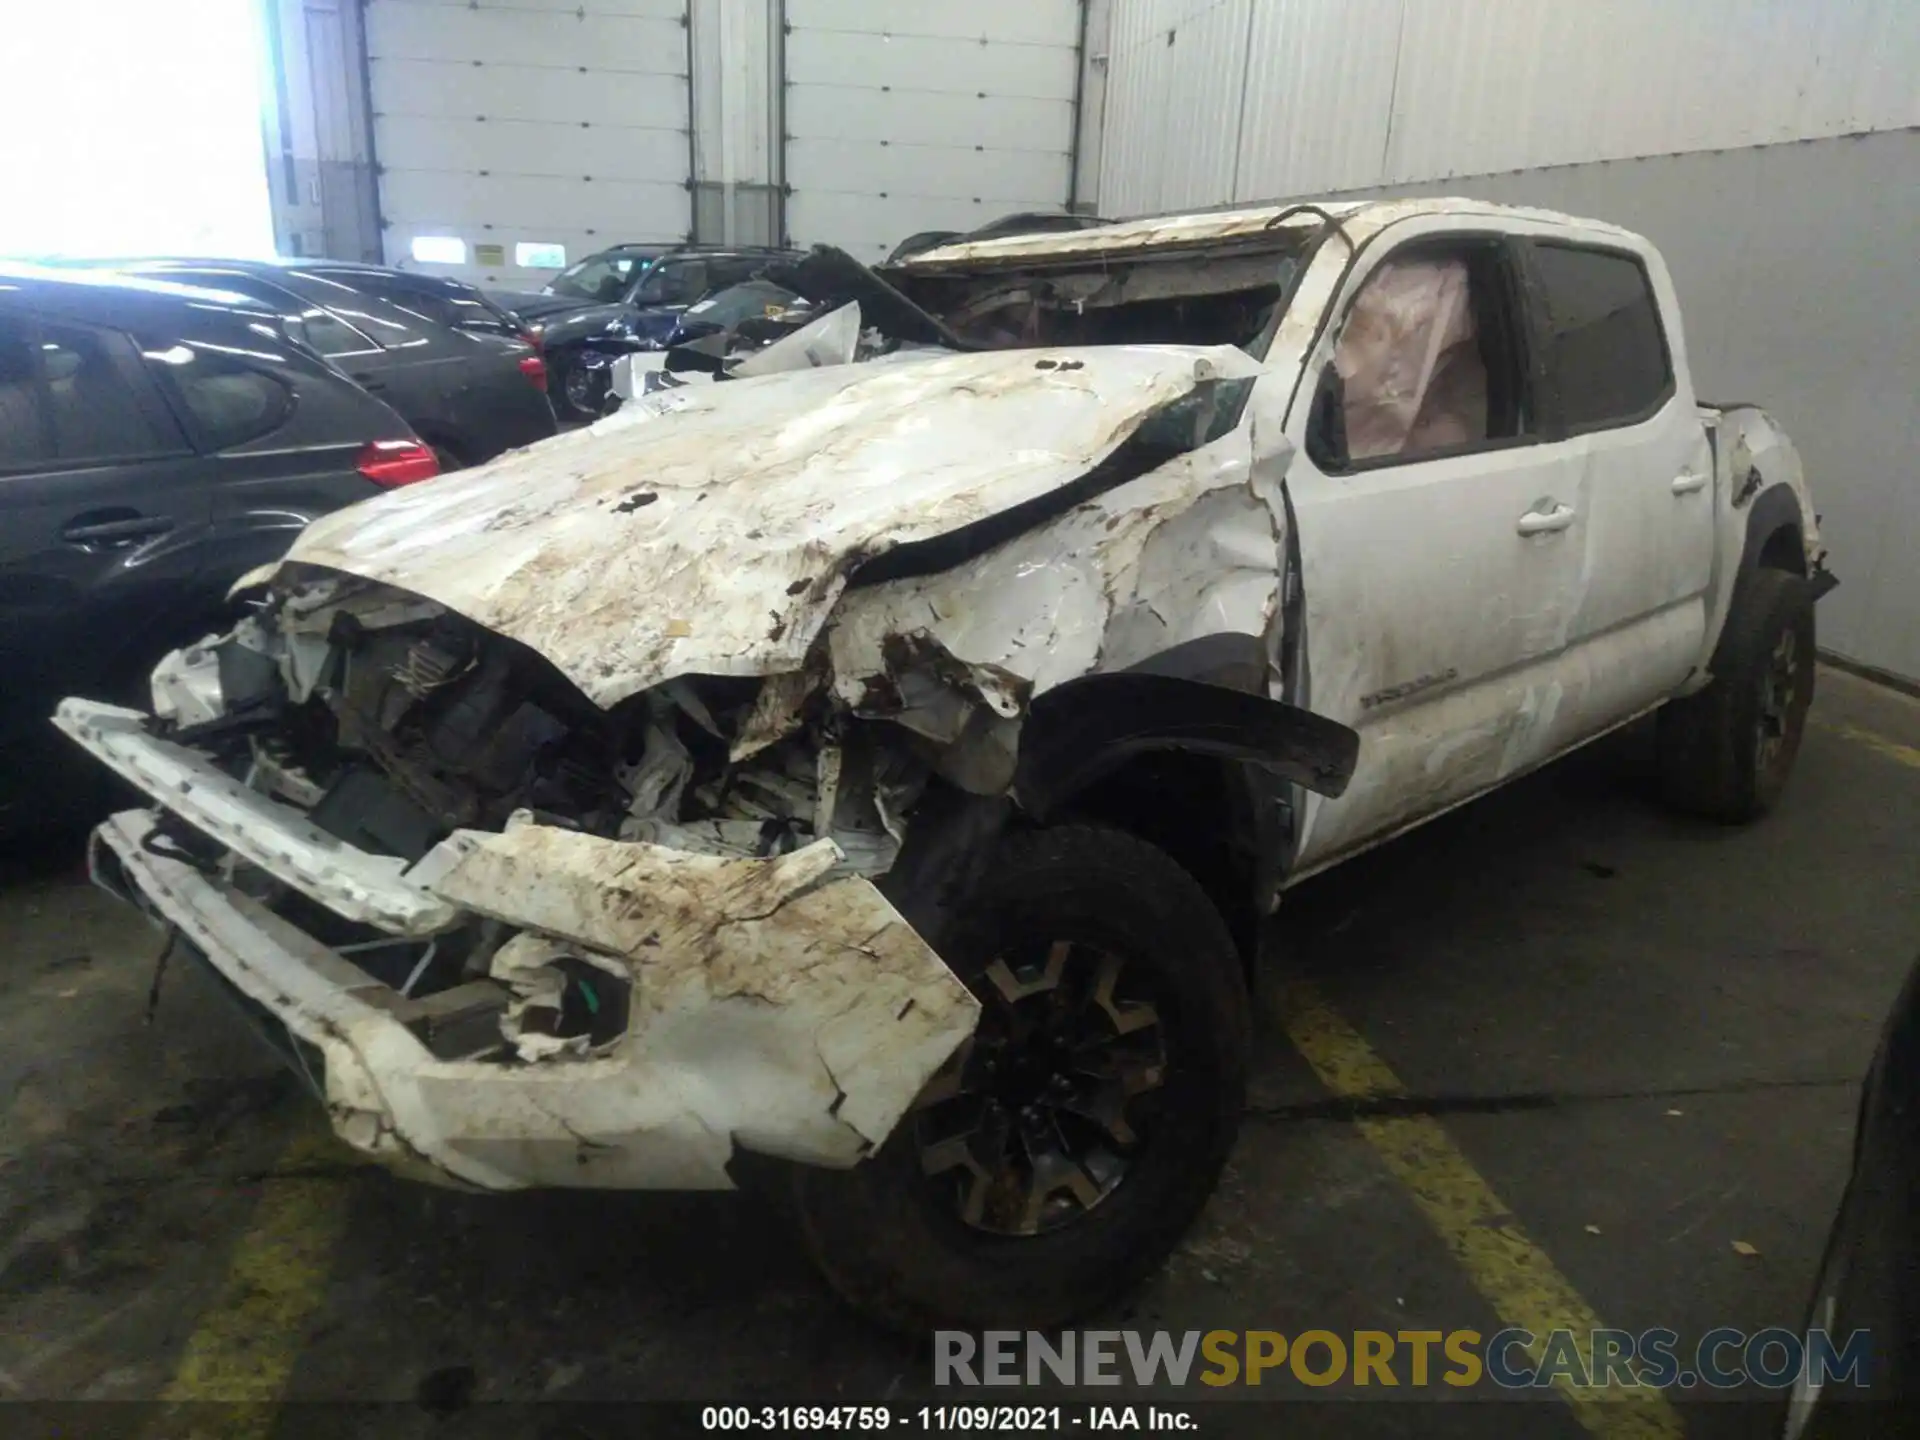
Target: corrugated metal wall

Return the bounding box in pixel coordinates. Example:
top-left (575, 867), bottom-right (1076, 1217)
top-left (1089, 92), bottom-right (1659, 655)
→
top-left (1095, 0), bottom-right (1920, 682)
top-left (1101, 0), bottom-right (1920, 213)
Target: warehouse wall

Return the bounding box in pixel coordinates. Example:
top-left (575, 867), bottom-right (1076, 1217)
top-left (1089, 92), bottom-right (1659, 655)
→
top-left (1093, 0), bottom-right (1920, 682)
top-left (279, 1), bottom-right (1090, 281)
top-left (782, 0), bottom-right (1085, 260)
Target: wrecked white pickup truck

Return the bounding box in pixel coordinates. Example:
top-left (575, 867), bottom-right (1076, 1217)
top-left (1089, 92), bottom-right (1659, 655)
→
top-left (57, 199), bottom-right (1832, 1330)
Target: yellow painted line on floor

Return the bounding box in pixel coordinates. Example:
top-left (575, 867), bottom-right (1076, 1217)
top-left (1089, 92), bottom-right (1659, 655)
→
top-left (1274, 977), bottom-right (1684, 1439)
top-left (154, 1123), bottom-right (351, 1437)
top-left (1817, 718), bottom-right (1920, 771)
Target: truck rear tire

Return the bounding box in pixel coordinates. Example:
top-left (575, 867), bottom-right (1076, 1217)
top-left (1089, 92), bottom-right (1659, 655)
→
top-left (791, 824), bottom-right (1249, 1333)
top-left (1657, 567), bottom-right (1815, 823)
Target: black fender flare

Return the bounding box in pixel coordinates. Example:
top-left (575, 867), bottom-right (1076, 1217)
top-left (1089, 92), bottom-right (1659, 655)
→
top-left (1710, 482), bottom-right (1833, 673)
top-left (1738, 483), bottom-right (1809, 580)
top-left (1013, 666), bottom-right (1359, 824)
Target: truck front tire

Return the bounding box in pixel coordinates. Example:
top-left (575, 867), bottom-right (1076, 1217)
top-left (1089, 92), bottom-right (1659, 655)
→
top-left (1658, 567), bottom-right (1816, 823)
top-left (791, 824), bottom-right (1249, 1333)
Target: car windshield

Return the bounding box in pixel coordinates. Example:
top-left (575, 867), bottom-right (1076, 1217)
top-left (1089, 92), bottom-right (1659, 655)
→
top-left (545, 251), bottom-right (651, 303)
top-left (682, 280), bottom-right (803, 330)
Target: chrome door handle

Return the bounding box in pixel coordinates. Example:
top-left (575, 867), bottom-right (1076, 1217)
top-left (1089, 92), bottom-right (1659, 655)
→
top-left (1671, 471), bottom-right (1708, 495)
top-left (1516, 502), bottom-right (1576, 536)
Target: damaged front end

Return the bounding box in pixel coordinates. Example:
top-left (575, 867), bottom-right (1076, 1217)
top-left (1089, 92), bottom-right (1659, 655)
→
top-left (54, 339), bottom-right (1357, 1197)
top-left (59, 587), bottom-right (995, 1189)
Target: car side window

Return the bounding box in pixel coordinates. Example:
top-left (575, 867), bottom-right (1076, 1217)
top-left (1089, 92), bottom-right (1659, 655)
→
top-left (636, 260), bottom-right (710, 306)
top-left (312, 271), bottom-right (516, 338)
top-left (1311, 242), bottom-right (1533, 470)
top-left (549, 253), bottom-right (637, 303)
top-left (39, 322), bottom-right (184, 464)
top-left (141, 340), bottom-right (293, 451)
top-left (285, 309), bottom-right (381, 359)
top-left (0, 315), bottom-right (52, 467)
top-left (1528, 243), bottom-right (1673, 433)
top-left (711, 257), bottom-right (764, 289)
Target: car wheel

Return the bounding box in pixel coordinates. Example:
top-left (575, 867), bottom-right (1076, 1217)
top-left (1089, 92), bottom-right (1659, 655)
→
top-left (791, 824), bottom-right (1249, 1332)
top-left (1657, 566), bottom-right (1816, 822)
top-left (429, 444), bottom-right (465, 474)
top-left (555, 358), bottom-right (602, 422)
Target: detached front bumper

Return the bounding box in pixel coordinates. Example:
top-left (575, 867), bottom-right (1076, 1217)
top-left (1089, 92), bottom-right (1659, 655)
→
top-left (60, 699), bottom-right (979, 1192)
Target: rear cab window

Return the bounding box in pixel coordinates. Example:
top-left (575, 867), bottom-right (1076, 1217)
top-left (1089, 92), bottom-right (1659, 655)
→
top-left (1525, 242), bottom-right (1674, 434)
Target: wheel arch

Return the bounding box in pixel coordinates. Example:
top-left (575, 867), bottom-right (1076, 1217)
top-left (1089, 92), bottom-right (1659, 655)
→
top-left (1748, 485), bottom-right (1808, 577)
top-left (1008, 641), bottom-right (1360, 969)
top-left (1044, 747), bottom-right (1273, 970)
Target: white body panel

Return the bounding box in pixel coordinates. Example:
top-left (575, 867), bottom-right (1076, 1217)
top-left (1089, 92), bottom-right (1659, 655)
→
top-left (1262, 206), bottom-right (1765, 872)
top-left (267, 343), bottom-right (1259, 708)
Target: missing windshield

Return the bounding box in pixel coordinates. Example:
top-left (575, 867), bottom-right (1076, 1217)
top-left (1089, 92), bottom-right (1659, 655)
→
top-left (892, 247), bottom-right (1303, 354)
top-left (766, 242), bottom-right (1307, 358)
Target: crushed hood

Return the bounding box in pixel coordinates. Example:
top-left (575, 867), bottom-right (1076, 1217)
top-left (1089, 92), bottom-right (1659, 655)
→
top-left (272, 343), bottom-right (1261, 708)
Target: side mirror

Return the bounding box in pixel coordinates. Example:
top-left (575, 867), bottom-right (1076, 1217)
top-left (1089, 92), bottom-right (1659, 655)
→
top-left (1306, 361), bottom-right (1349, 472)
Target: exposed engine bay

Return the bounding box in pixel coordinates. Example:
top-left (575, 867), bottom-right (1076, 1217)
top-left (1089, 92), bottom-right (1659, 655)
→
top-left (145, 583), bottom-right (960, 1047)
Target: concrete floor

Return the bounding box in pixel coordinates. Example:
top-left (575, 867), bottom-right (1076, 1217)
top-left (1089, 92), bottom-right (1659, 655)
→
top-left (2, 667), bottom-right (1916, 1437)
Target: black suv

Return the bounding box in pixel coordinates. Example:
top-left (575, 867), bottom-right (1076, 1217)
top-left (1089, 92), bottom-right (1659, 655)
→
top-left (105, 259), bottom-right (557, 467)
top-left (489, 244), bottom-right (799, 418)
top-left (0, 264), bottom-right (439, 835)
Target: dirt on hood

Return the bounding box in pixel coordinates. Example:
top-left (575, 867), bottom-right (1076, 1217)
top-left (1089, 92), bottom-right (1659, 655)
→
top-left (267, 343), bottom-right (1261, 708)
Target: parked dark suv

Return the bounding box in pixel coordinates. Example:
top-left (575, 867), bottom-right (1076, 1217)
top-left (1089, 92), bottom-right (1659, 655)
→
top-left (489, 244), bottom-right (799, 418)
top-left (0, 264), bottom-right (440, 835)
top-left (104, 259), bottom-right (556, 467)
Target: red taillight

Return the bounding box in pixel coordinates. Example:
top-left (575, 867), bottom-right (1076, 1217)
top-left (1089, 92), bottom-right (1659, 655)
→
top-left (517, 351), bottom-right (548, 392)
top-left (356, 438), bottom-right (441, 488)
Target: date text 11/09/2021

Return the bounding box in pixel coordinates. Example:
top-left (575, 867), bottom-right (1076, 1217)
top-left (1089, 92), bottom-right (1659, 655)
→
top-left (701, 1407), bottom-right (1195, 1432)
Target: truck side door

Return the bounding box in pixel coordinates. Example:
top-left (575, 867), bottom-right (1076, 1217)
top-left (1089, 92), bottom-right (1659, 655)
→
top-left (1280, 229), bottom-right (1589, 875)
top-left (1521, 238), bottom-right (1715, 713)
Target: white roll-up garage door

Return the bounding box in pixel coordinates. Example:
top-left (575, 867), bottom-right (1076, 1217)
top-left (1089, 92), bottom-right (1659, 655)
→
top-left (783, 0), bottom-right (1082, 261)
top-left (366, 0), bottom-right (692, 289)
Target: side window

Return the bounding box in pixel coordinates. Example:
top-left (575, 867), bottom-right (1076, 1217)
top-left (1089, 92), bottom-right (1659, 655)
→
top-left (39, 323), bottom-right (184, 464)
top-left (636, 260), bottom-right (710, 306)
top-left (1528, 243), bottom-right (1672, 433)
top-left (711, 257), bottom-right (764, 289)
top-left (1316, 246), bottom-right (1531, 468)
top-left (139, 340), bottom-right (293, 451)
top-left (286, 308), bottom-right (380, 358)
top-left (0, 315), bottom-right (51, 467)
top-left (310, 271), bottom-right (515, 337)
